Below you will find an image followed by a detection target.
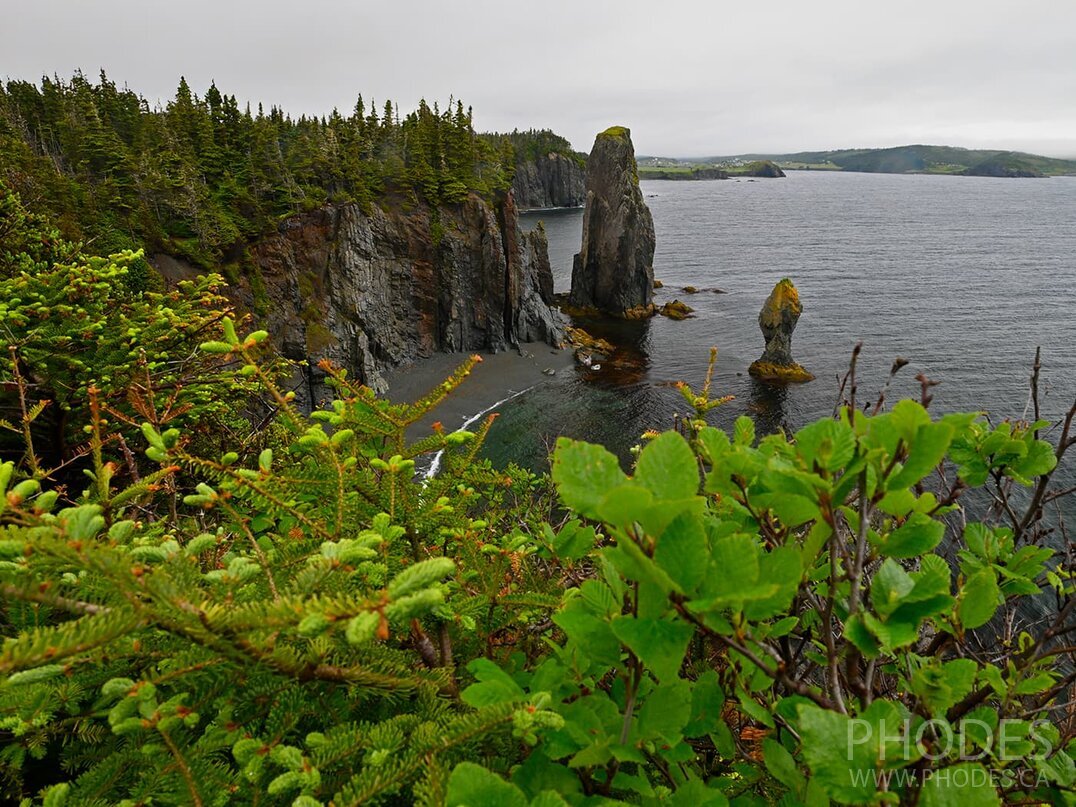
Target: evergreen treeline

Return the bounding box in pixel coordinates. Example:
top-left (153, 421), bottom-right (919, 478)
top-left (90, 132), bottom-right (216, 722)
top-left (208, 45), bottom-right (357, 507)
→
top-left (0, 72), bottom-right (518, 268)
top-left (481, 128), bottom-right (586, 168)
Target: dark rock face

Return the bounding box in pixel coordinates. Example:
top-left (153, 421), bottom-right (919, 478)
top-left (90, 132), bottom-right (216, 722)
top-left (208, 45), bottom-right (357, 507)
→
top-left (511, 152), bottom-right (586, 209)
top-left (201, 192), bottom-right (561, 408)
top-left (748, 278), bottom-right (813, 383)
top-left (569, 126), bottom-right (656, 317)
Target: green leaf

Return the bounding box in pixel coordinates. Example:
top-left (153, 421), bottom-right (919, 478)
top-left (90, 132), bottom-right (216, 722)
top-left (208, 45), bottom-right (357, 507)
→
top-left (797, 704), bottom-right (878, 804)
top-left (684, 670), bottom-right (725, 736)
top-left (447, 762), bottom-right (528, 807)
top-left (910, 659), bottom-right (978, 717)
top-left (635, 431), bottom-right (699, 501)
top-left (874, 513), bottom-right (945, 558)
top-left (959, 568), bottom-right (1000, 630)
top-left (596, 483), bottom-right (654, 528)
top-left (552, 438), bottom-right (628, 520)
top-left (462, 659), bottom-right (525, 707)
top-left (610, 616), bottom-right (693, 683)
top-left (871, 558), bottom-right (915, 618)
top-left (637, 679), bottom-right (692, 741)
top-left (795, 418), bottom-right (856, 472)
top-left (762, 737), bottom-right (805, 793)
top-left (654, 512), bottom-right (708, 594)
top-left (551, 520), bottom-right (596, 561)
top-left (887, 421), bottom-right (953, 490)
top-left (752, 492), bottom-right (819, 527)
top-left (553, 601), bottom-right (622, 670)
top-left (733, 416), bottom-right (755, 446)
top-left (917, 762), bottom-right (1000, 807)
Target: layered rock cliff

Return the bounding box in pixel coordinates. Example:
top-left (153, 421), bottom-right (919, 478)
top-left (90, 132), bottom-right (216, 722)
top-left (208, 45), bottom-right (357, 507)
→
top-left (511, 152), bottom-right (586, 209)
top-left (569, 126), bottom-right (656, 317)
top-left (163, 192), bottom-right (562, 408)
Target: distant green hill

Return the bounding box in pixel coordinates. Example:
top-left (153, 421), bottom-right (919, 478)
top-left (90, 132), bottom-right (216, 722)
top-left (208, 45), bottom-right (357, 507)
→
top-left (702, 145), bottom-right (1076, 177)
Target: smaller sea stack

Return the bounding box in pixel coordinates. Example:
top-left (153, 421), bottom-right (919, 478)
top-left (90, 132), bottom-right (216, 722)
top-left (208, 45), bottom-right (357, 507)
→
top-left (748, 278), bottom-right (814, 383)
top-left (569, 126), bottom-right (656, 317)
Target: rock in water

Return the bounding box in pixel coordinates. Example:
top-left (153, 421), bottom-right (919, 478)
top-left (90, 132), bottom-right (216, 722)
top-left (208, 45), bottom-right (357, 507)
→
top-left (569, 126), bottom-right (656, 317)
top-left (748, 278), bottom-right (814, 382)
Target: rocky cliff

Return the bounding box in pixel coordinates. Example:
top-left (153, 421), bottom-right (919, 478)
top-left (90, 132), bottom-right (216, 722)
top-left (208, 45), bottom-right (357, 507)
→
top-left (569, 126), bottom-right (656, 317)
top-left (511, 152), bottom-right (586, 209)
top-left (161, 192), bottom-right (562, 408)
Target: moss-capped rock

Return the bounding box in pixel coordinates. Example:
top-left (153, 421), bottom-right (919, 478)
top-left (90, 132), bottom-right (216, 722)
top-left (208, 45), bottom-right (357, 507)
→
top-left (749, 278), bottom-right (813, 383)
top-left (569, 126), bottom-right (656, 317)
top-left (660, 300), bottom-right (694, 320)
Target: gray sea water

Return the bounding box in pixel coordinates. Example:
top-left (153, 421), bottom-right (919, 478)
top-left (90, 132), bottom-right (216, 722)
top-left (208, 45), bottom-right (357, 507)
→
top-left (497, 170), bottom-right (1075, 472)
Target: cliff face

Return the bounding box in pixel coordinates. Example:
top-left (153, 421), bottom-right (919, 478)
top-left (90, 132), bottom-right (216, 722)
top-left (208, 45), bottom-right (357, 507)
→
top-left (511, 152), bottom-right (586, 209)
top-left (569, 126), bottom-right (656, 317)
top-left (199, 192), bottom-right (560, 408)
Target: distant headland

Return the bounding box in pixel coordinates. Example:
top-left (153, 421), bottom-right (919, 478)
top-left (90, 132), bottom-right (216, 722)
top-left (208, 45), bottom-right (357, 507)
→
top-left (639, 144), bottom-right (1076, 178)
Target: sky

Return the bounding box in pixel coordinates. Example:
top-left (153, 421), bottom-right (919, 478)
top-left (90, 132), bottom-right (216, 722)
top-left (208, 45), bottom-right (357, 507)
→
top-left (4, 0), bottom-right (1075, 158)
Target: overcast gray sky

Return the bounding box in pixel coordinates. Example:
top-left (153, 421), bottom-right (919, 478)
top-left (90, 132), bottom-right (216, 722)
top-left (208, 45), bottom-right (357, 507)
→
top-left (4, 0), bottom-right (1075, 157)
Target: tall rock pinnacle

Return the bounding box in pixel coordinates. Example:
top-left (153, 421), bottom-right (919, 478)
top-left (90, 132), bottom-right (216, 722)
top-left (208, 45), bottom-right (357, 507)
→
top-left (748, 278), bottom-right (814, 382)
top-left (569, 126), bottom-right (656, 317)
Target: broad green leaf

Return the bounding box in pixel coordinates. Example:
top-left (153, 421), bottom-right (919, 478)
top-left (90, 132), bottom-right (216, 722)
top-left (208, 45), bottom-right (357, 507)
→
top-left (874, 513), bottom-right (945, 558)
top-left (890, 399), bottom-right (932, 443)
top-left (668, 776), bottom-right (729, 806)
top-left (551, 520), bottom-right (596, 561)
top-left (596, 483), bottom-right (654, 528)
top-left (762, 737), bottom-right (805, 793)
top-left (959, 568), bottom-right (1000, 629)
top-left (461, 659), bottom-right (525, 707)
top-left (637, 679), bottom-right (692, 741)
top-left (447, 762), bottom-right (528, 807)
top-left (887, 421), bottom-right (953, 489)
top-left (795, 418), bottom-right (856, 473)
top-left (654, 512), bottom-right (708, 594)
top-left (552, 438), bottom-right (627, 520)
top-left (635, 431), bottom-right (699, 501)
top-left (871, 558), bottom-right (915, 618)
top-left (610, 617), bottom-right (693, 683)
top-left (910, 659), bottom-right (978, 717)
top-left (553, 601), bottom-right (622, 670)
top-left (733, 416), bottom-right (756, 446)
top-left (1012, 671), bottom-right (1056, 695)
top-left (684, 670), bottom-right (725, 736)
top-left (743, 546), bottom-right (802, 620)
top-left (917, 762), bottom-right (1000, 807)
top-left (797, 705), bottom-right (878, 804)
top-left (752, 492), bottom-right (819, 527)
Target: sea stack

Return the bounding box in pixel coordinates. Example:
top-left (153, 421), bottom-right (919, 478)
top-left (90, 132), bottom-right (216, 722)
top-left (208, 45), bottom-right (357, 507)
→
top-left (569, 126), bottom-right (656, 317)
top-left (748, 278), bottom-right (814, 382)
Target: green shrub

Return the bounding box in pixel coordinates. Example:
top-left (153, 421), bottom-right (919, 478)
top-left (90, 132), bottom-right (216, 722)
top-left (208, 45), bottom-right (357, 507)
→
top-left (0, 257), bottom-right (1072, 804)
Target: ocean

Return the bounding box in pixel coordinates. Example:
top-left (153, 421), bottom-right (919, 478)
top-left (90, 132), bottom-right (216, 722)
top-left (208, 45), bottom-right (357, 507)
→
top-left (498, 170), bottom-right (1076, 473)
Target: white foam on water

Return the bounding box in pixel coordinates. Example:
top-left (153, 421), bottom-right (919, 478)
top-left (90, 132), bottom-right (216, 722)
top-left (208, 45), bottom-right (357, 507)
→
top-left (423, 385), bottom-right (537, 480)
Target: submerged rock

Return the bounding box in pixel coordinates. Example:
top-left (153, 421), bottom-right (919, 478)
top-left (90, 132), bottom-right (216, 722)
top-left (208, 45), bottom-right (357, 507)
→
top-left (748, 278), bottom-right (814, 383)
top-left (569, 126), bottom-right (656, 317)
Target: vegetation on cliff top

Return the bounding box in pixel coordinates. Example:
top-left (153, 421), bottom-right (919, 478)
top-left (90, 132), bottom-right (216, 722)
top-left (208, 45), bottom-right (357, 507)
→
top-left (482, 128), bottom-right (586, 170)
top-left (0, 72), bottom-right (525, 270)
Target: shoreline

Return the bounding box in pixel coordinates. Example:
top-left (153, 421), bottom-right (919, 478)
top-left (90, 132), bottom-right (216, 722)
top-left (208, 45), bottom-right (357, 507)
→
top-left (383, 345), bottom-right (577, 442)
